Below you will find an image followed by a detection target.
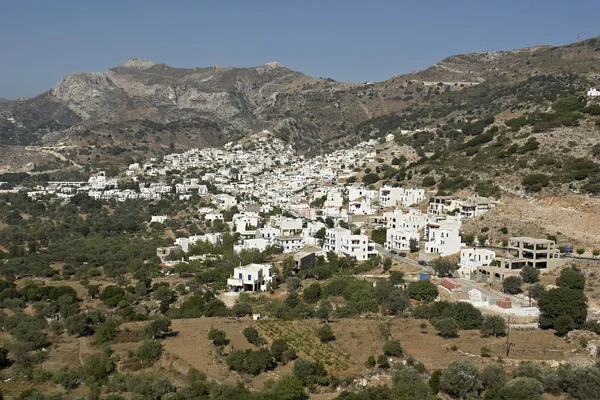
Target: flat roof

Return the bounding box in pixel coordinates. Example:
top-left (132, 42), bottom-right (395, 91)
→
top-left (510, 237), bottom-right (554, 244)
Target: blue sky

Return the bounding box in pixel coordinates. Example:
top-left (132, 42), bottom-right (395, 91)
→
top-left (0, 0), bottom-right (598, 99)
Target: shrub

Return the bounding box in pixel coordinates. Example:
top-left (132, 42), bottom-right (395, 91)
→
top-left (538, 288), bottom-right (588, 332)
top-left (502, 276), bottom-right (523, 294)
top-left (407, 280), bottom-right (438, 302)
top-left (207, 328), bottom-right (227, 346)
top-left (243, 327), bottom-right (266, 346)
top-left (136, 339), bottom-right (163, 362)
top-left (556, 266), bottom-right (585, 290)
top-left (522, 173), bottom-right (550, 192)
top-left (292, 358), bottom-right (328, 386)
top-left (383, 340), bottom-right (403, 357)
top-left (316, 323), bottom-right (335, 343)
top-left (434, 318), bottom-right (459, 338)
top-left (440, 359), bottom-right (482, 398)
top-left (480, 315), bottom-right (506, 337)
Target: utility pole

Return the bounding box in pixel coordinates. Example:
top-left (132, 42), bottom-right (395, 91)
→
top-left (506, 316), bottom-right (515, 357)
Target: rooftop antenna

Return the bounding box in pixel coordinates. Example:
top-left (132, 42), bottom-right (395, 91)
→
top-left (577, 33), bottom-right (581, 42)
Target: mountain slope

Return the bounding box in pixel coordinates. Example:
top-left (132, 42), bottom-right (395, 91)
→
top-left (0, 36), bottom-right (599, 172)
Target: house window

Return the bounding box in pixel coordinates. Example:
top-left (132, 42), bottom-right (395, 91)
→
top-left (248, 275), bottom-right (252, 281)
top-left (238, 273), bottom-right (243, 279)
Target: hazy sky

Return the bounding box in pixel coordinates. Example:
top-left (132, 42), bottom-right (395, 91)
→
top-left (1, 0), bottom-right (598, 99)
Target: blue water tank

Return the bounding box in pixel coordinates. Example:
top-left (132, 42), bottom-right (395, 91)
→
top-left (565, 245), bottom-right (574, 253)
top-left (419, 272), bottom-right (431, 281)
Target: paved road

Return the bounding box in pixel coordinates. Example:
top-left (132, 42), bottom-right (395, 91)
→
top-left (374, 244), bottom-right (434, 274)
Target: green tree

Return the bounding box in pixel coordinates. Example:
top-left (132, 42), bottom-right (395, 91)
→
top-left (207, 328), bottom-right (228, 346)
top-left (434, 318), bottom-right (459, 338)
top-left (145, 318), bottom-right (172, 339)
top-left (408, 280), bottom-right (438, 302)
top-left (136, 339), bottom-right (163, 362)
top-left (477, 234), bottom-right (488, 247)
top-left (382, 257), bottom-right (393, 273)
top-left (498, 377), bottom-right (544, 400)
top-left (390, 271), bottom-right (405, 285)
top-left (316, 324), bottom-right (335, 343)
top-left (282, 256), bottom-right (296, 277)
top-left (270, 339), bottom-right (291, 362)
top-left (502, 276), bottom-right (523, 294)
top-left (480, 364), bottom-right (507, 390)
top-left (243, 327), bottom-right (266, 346)
top-left (451, 302), bottom-right (484, 330)
top-left (593, 249), bottom-right (600, 258)
top-left (270, 375), bottom-right (307, 400)
top-left (99, 285), bottom-right (125, 307)
top-left (303, 283), bottom-right (321, 304)
top-left (409, 238), bottom-right (420, 253)
top-left (520, 265), bottom-right (540, 284)
top-left (529, 283), bottom-right (546, 300)
top-left (87, 285), bottom-right (100, 299)
top-left (439, 359), bottom-right (482, 399)
top-left (316, 299), bottom-right (332, 322)
top-left (232, 302), bottom-right (253, 316)
top-left (480, 315), bottom-right (506, 337)
top-left (51, 367), bottom-right (80, 390)
top-left (430, 257), bottom-right (457, 277)
top-left (556, 266), bottom-right (586, 290)
top-left (538, 288), bottom-right (588, 331)
top-left (94, 319), bottom-right (118, 344)
top-left (576, 248), bottom-right (585, 257)
top-left (383, 340), bottom-right (403, 357)
top-left (82, 352), bottom-right (115, 384)
top-left (292, 358), bottom-right (328, 386)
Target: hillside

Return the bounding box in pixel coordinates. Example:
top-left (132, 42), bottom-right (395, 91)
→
top-left (1, 36), bottom-right (600, 189)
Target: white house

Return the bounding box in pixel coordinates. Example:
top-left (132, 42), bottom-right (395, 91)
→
top-left (234, 238), bottom-right (270, 253)
top-left (340, 234), bottom-right (378, 261)
top-left (323, 227), bottom-right (351, 253)
top-left (273, 236), bottom-right (305, 253)
top-left (256, 226), bottom-right (281, 241)
top-left (227, 264), bottom-right (273, 292)
top-left (175, 233), bottom-right (223, 253)
top-left (379, 185), bottom-right (405, 208)
top-left (458, 248), bottom-right (496, 279)
top-left (150, 215), bottom-right (167, 224)
top-left (424, 227), bottom-right (463, 257)
top-left (270, 216), bottom-right (303, 237)
top-left (205, 213), bottom-right (224, 222)
top-left (588, 87), bottom-right (600, 97)
top-left (386, 227), bottom-right (420, 252)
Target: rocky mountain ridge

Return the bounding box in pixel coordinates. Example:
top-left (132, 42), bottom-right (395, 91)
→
top-left (1, 36), bottom-right (599, 157)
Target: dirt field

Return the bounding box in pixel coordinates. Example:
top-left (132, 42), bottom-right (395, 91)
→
top-left (155, 316), bottom-right (591, 389)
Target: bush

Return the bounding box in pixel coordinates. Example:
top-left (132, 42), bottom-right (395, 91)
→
top-left (407, 280), bottom-right (438, 302)
top-left (243, 327), bottom-right (266, 346)
top-left (207, 328), bottom-right (227, 346)
top-left (522, 174), bottom-right (550, 192)
top-left (434, 318), bottom-right (459, 338)
top-left (226, 348), bottom-right (273, 375)
top-left (481, 364), bottom-right (507, 390)
top-left (232, 302), bottom-right (253, 316)
top-left (502, 276), bottom-right (523, 294)
top-left (440, 359), bottom-right (482, 398)
top-left (480, 315), bottom-right (506, 337)
top-left (422, 176), bottom-right (436, 187)
top-left (382, 340), bottom-right (403, 357)
top-left (556, 267), bottom-right (585, 290)
top-left (136, 339), bottom-right (163, 362)
top-left (538, 287), bottom-right (588, 331)
top-left (292, 358), bottom-right (328, 386)
top-left (316, 324), bottom-right (335, 343)
top-left (362, 173), bottom-right (380, 185)
top-left (498, 377), bottom-right (544, 400)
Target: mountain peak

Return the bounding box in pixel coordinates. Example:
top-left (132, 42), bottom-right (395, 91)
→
top-left (121, 57), bottom-right (157, 70)
top-left (264, 61), bottom-right (284, 68)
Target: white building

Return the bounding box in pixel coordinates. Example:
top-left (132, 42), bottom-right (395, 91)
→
top-left (588, 87), bottom-right (600, 97)
top-left (424, 227), bottom-right (463, 257)
top-left (323, 227), bottom-right (351, 253)
top-left (175, 233), bottom-right (223, 253)
top-left (458, 248), bottom-right (496, 279)
top-left (270, 216), bottom-right (303, 237)
top-left (379, 186), bottom-right (425, 208)
top-left (340, 234), bottom-right (378, 261)
top-left (234, 238), bottom-right (270, 253)
top-left (150, 215), bottom-right (167, 224)
top-left (227, 264), bottom-right (273, 292)
top-left (205, 213), bottom-right (224, 222)
top-left (386, 227), bottom-right (420, 252)
top-left (273, 236), bottom-right (305, 253)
